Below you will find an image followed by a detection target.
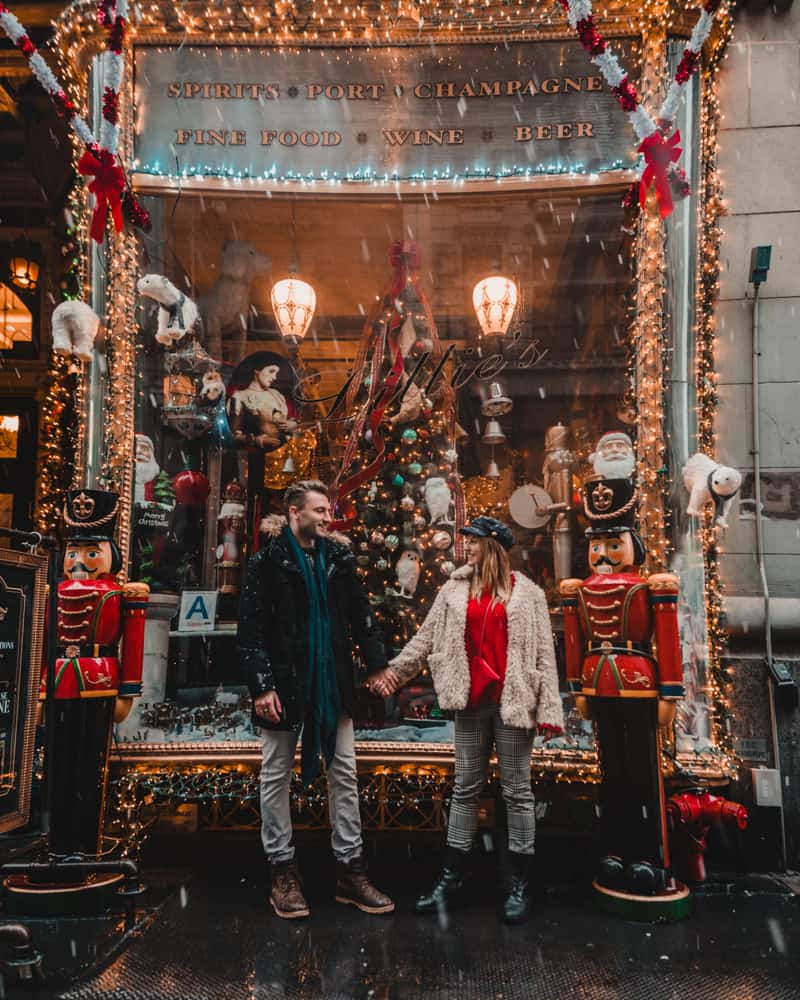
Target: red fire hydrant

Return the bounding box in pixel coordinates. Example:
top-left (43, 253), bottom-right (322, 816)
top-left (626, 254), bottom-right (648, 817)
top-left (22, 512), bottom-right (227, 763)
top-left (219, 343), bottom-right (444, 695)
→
top-left (666, 792), bottom-right (748, 883)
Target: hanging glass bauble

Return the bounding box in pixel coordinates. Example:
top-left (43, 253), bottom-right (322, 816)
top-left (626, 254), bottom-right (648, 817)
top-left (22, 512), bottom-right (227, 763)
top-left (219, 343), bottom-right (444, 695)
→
top-left (370, 530), bottom-right (385, 546)
top-left (385, 534), bottom-right (400, 551)
top-left (402, 428), bottom-right (418, 443)
top-left (400, 495), bottom-right (415, 511)
top-left (376, 558), bottom-right (389, 571)
top-left (392, 474), bottom-right (405, 487)
top-left (432, 530), bottom-right (452, 550)
top-left (407, 462), bottom-right (422, 476)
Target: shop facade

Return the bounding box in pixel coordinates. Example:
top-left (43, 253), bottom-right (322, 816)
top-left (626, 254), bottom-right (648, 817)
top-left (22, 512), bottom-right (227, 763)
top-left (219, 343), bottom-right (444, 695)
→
top-left (49, 0), bottom-right (735, 836)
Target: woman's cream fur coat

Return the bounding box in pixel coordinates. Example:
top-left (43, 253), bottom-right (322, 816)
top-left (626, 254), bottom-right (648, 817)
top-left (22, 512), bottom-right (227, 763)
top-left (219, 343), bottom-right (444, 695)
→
top-left (389, 565), bottom-right (564, 731)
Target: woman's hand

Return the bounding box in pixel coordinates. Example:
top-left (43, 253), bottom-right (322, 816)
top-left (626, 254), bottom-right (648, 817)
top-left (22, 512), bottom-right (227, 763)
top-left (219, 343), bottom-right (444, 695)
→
top-left (367, 667), bottom-right (401, 697)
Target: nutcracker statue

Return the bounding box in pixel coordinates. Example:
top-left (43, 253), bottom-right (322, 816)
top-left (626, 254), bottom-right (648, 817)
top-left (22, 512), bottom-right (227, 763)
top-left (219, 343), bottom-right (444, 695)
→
top-left (216, 479), bottom-right (246, 597)
top-left (44, 489), bottom-right (149, 858)
top-left (559, 477), bottom-right (689, 919)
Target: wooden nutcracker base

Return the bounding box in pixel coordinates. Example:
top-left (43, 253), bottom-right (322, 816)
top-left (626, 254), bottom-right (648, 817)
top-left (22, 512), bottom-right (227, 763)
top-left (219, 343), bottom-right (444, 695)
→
top-left (592, 880), bottom-right (692, 923)
top-left (3, 872), bottom-right (124, 917)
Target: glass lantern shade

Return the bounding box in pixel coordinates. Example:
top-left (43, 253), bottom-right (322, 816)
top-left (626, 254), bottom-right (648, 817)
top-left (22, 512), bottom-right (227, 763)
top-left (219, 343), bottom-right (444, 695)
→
top-left (472, 275), bottom-right (518, 337)
top-left (8, 254), bottom-right (39, 292)
top-left (270, 276), bottom-right (317, 341)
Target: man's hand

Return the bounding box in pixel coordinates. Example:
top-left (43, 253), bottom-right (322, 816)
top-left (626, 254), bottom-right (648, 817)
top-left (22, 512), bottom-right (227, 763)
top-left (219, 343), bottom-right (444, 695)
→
top-left (368, 668), bottom-right (401, 698)
top-left (254, 690), bottom-right (282, 723)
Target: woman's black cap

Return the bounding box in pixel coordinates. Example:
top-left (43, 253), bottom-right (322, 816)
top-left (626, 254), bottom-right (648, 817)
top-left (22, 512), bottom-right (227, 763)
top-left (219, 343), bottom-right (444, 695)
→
top-left (459, 516), bottom-right (514, 551)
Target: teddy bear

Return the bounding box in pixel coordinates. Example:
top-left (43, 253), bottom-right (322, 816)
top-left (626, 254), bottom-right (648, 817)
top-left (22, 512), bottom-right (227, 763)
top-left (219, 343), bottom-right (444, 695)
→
top-left (197, 240), bottom-right (271, 360)
top-left (137, 274), bottom-right (199, 346)
top-left (199, 369), bottom-right (225, 406)
top-left (51, 300), bottom-right (100, 361)
top-left (682, 452), bottom-right (743, 529)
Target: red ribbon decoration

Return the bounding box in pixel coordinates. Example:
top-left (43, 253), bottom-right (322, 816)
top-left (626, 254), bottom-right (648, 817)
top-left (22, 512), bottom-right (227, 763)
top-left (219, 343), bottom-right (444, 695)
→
top-left (638, 129), bottom-right (682, 219)
top-left (78, 147), bottom-right (125, 243)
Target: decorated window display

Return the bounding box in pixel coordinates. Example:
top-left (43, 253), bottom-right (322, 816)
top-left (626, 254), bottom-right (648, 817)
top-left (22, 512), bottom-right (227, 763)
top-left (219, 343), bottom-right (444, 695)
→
top-left (28, 1), bottom-right (738, 799)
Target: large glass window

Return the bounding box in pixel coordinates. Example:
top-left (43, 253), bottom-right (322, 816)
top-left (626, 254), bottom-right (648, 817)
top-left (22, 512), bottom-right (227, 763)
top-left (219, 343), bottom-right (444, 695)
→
top-left (122, 185), bottom-right (636, 749)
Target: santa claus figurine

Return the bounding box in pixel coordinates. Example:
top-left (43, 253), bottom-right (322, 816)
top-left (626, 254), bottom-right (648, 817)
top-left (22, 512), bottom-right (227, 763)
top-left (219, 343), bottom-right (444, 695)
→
top-left (43, 489), bottom-right (149, 857)
top-left (590, 431), bottom-right (635, 480)
top-left (560, 477), bottom-right (687, 913)
top-left (134, 433), bottom-right (160, 505)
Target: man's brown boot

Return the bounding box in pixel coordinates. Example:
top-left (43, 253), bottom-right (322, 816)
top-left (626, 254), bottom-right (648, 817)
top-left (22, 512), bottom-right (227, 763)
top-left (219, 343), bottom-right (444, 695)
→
top-left (335, 856), bottom-right (395, 914)
top-left (270, 860), bottom-right (310, 919)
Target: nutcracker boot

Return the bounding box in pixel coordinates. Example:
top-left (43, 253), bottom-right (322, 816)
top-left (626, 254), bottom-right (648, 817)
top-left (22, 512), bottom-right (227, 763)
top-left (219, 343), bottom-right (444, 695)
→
top-left (414, 846), bottom-right (470, 915)
top-left (502, 852), bottom-right (533, 925)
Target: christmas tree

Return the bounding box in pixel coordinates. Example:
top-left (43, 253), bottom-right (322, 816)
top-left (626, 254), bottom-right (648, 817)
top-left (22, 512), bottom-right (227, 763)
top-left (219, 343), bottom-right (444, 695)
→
top-left (332, 243), bottom-right (463, 721)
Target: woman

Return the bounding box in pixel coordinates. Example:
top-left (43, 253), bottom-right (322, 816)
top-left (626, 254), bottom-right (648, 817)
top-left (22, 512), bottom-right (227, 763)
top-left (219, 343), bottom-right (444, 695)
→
top-left (227, 358), bottom-right (297, 450)
top-left (372, 516), bottom-right (563, 924)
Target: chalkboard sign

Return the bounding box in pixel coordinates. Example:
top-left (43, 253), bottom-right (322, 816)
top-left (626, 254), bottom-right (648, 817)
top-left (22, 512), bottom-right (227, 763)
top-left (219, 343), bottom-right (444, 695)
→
top-left (0, 550), bottom-right (47, 833)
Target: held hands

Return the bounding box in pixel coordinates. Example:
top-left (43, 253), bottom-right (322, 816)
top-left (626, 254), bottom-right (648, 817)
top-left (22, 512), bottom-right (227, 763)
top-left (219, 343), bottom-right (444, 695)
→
top-left (367, 667), bottom-right (402, 698)
top-left (254, 690), bottom-right (283, 723)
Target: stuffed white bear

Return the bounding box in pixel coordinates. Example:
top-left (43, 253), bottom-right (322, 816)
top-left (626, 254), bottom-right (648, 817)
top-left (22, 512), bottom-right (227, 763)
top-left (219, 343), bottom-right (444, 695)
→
top-left (137, 274), bottom-right (198, 346)
top-left (682, 452), bottom-right (742, 529)
top-left (197, 241), bottom-right (271, 360)
top-left (51, 300), bottom-right (100, 361)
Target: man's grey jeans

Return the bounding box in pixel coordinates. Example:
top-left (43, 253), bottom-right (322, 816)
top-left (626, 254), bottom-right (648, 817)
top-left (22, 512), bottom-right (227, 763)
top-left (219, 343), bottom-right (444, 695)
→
top-left (259, 714), bottom-right (363, 864)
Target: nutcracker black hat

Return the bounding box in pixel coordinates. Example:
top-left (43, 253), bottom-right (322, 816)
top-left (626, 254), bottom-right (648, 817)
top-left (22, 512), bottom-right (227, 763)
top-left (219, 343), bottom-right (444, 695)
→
top-left (62, 489), bottom-right (120, 542)
top-left (582, 476), bottom-right (644, 563)
top-left (459, 516), bottom-right (515, 551)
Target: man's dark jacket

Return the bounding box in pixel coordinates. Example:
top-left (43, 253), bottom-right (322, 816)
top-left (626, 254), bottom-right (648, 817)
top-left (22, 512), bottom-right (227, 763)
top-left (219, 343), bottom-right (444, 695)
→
top-left (238, 530), bottom-right (386, 731)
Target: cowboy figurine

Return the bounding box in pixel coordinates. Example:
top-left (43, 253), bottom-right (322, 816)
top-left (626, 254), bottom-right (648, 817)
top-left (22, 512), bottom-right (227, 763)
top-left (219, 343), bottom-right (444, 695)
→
top-left (560, 477), bottom-right (685, 905)
top-left (41, 488), bottom-right (149, 856)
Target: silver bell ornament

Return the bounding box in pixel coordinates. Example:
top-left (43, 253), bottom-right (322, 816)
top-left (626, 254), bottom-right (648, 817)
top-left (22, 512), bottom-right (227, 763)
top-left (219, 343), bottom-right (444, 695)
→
top-left (481, 419), bottom-right (506, 445)
top-left (480, 380), bottom-right (513, 417)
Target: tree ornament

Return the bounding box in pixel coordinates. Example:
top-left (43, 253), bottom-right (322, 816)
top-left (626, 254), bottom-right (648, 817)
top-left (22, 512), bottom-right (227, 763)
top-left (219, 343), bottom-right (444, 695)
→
top-left (432, 530), bottom-right (452, 550)
top-left (370, 530), bottom-right (385, 546)
top-left (385, 534), bottom-right (400, 551)
top-left (402, 428), bottom-right (418, 443)
top-left (376, 558), bottom-right (389, 571)
top-left (444, 448), bottom-right (459, 463)
top-left (400, 495), bottom-right (415, 512)
top-left (392, 473), bottom-right (405, 487)
top-left (407, 462), bottom-right (423, 476)
top-left (440, 561), bottom-right (456, 577)
top-left (413, 513), bottom-right (427, 530)
top-left (357, 555), bottom-right (370, 566)
top-left (172, 468), bottom-right (210, 506)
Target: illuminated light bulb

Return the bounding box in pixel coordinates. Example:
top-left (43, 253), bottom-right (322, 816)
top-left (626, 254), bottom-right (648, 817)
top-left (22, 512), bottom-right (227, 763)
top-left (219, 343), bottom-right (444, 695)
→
top-left (270, 276), bottom-right (316, 340)
top-left (471, 274), bottom-right (518, 337)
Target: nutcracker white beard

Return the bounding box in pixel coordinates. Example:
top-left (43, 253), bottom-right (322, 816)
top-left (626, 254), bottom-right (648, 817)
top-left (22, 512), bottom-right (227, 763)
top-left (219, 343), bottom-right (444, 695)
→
top-left (592, 452), bottom-right (635, 479)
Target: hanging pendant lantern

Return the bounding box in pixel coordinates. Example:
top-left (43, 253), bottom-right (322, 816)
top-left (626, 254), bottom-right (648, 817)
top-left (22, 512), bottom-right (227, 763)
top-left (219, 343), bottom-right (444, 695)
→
top-left (472, 274), bottom-right (518, 338)
top-left (271, 277), bottom-right (316, 341)
top-left (271, 199), bottom-right (316, 342)
top-left (8, 237), bottom-right (39, 292)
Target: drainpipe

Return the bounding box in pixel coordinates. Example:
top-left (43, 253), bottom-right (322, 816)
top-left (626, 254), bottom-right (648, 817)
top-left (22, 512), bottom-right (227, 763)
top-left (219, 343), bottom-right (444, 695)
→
top-left (749, 245), bottom-right (788, 871)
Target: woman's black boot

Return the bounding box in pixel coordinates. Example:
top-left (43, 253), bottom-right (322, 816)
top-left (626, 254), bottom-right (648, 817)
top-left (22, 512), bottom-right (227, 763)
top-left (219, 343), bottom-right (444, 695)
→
top-left (503, 851), bottom-right (533, 924)
top-left (414, 846), bottom-right (470, 915)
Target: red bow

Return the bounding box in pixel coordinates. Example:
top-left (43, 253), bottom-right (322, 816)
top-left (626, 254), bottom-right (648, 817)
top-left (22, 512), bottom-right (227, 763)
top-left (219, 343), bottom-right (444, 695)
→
top-left (638, 130), bottom-right (682, 219)
top-left (78, 148), bottom-right (125, 243)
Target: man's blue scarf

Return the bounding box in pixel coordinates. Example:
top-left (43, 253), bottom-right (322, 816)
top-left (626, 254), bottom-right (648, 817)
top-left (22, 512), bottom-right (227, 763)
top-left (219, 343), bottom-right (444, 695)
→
top-left (283, 526), bottom-right (341, 785)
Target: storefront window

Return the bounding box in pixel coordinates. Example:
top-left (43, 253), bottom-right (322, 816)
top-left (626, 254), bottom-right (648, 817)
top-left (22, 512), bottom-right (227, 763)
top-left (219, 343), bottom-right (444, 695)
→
top-left (121, 184), bottom-right (636, 749)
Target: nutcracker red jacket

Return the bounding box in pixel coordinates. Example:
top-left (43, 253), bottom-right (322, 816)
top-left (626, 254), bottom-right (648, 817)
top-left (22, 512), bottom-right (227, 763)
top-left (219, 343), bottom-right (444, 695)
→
top-left (237, 528), bottom-right (387, 731)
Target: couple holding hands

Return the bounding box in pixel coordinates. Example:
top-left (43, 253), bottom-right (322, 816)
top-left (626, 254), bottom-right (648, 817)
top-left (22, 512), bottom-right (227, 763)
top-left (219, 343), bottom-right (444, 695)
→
top-left (238, 479), bottom-right (563, 926)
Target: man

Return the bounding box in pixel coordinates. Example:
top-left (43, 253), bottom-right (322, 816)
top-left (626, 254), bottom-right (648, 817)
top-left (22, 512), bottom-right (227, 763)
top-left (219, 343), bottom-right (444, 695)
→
top-left (238, 480), bottom-right (394, 919)
top-left (560, 476), bottom-right (684, 901)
